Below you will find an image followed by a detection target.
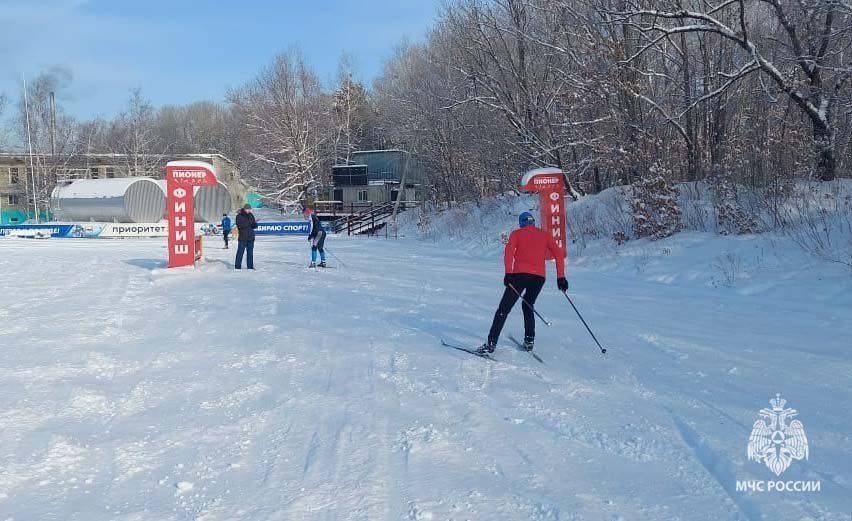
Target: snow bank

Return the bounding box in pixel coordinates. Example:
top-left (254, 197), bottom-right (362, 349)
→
top-left (398, 181), bottom-right (852, 270)
top-left (249, 206), bottom-right (303, 220)
top-left (396, 193), bottom-right (539, 257)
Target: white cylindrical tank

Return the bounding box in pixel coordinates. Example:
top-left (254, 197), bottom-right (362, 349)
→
top-left (50, 178), bottom-right (166, 223)
top-left (194, 182), bottom-right (232, 223)
top-left (155, 180), bottom-right (232, 222)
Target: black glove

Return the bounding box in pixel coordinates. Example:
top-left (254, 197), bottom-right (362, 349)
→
top-left (557, 277), bottom-right (569, 292)
top-left (503, 274), bottom-right (514, 287)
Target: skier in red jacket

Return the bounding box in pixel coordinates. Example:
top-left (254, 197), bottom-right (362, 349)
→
top-left (478, 212), bottom-right (568, 354)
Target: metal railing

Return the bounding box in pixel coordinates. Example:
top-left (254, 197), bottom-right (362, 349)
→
top-left (325, 201), bottom-right (419, 235)
top-left (314, 201), bottom-right (382, 218)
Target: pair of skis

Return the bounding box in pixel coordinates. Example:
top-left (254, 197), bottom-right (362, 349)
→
top-left (441, 336), bottom-right (544, 364)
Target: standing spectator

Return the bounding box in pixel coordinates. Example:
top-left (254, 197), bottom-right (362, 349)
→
top-left (221, 213), bottom-right (232, 249)
top-left (235, 204), bottom-right (257, 270)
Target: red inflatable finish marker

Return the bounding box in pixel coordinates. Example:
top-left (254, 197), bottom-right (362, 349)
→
top-left (166, 160), bottom-right (217, 268)
top-left (520, 167), bottom-right (567, 260)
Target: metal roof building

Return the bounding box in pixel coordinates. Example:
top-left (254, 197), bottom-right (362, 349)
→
top-left (349, 150), bottom-right (423, 184)
top-left (326, 150), bottom-right (423, 205)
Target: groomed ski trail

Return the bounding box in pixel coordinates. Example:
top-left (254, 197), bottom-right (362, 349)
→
top-left (0, 235), bottom-right (850, 520)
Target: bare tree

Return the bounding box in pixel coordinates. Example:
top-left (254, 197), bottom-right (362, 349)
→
top-left (375, 37), bottom-right (518, 204)
top-left (613, 0), bottom-right (852, 181)
top-left (0, 93), bottom-right (8, 150)
top-left (154, 101), bottom-right (237, 156)
top-left (106, 89), bottom-right (164, 176)
top-left (15, 70), bottom-right (78, 217)
top-left (230, 50), bottom-right (331, 209)
top-left (437, 0), bottom-right (623, 198)
top-left (331, 56), bottom-right (370, 164)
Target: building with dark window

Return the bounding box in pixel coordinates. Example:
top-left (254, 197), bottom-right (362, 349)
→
top-left (0, 153), bottom-right (248, 224)
top-left (326, 150), bottom-right (422, 205)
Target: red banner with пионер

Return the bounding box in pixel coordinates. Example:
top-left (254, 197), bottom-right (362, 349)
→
top-left (166, 161), bottom-right (217, 268)
top-left (520, 167), bottom-right (567, 260)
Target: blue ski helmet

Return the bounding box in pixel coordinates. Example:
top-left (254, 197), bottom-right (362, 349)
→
top-left (518, 212), bottom-right (535, 228)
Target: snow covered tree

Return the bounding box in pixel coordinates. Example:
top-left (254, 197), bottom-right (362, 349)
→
top-left (631, 166), bottom-right (683, 240)
top-left (711, 166), bottom-right (759, 235)
top-left (368, 0), bottom-right (852, 207)
top-left (614, 1), bottom-right (852, 181)
top-left (230, 50), bottom-right (330, 209)
top-left (438, 0), bottom-right (610, 199)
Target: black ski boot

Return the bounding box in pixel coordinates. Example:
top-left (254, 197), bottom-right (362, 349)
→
top-left (522, 336), bottom-right (534, 351)
top-left (309, 262), bottom-right (317, 268)
top-left (318, 261), bottom-right (327, 268)
top-left (476, 340), bottom-right (496, 355)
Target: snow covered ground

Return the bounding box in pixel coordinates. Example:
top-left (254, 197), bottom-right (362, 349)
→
top-left (1, 228), bottom-right (850, 520)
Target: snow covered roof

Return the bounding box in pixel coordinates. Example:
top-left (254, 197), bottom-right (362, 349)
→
top-left (166, 160), bottom-right (217, 171)
top-left (0, 152), bottom-right (238, 167)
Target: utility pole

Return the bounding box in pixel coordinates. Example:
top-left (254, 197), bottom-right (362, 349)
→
top-left (23, 74), bottom-right (39, 223)
top-left (49, 91), bottom-right (57, 156)
top-left (388, 151), bottom-right (410, 239)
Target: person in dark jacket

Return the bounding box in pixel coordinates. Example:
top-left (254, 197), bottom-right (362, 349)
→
top-left (479, 212), bottom-right (568, 354)
top-left (234, 204), bottom-right (257, 269)
top-left (304, 207), bottom-right (327, 268)
top-left (221, 213), bottom-right (232, 249)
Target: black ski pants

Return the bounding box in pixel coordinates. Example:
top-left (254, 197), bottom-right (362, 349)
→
top-left (488, 273), bottom-right (545, 345)
top-left (311, 230), bottom-right (327, 251)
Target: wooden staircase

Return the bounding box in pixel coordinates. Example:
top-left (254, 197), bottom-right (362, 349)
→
top-left (318, 202), bottom-right (417, 235)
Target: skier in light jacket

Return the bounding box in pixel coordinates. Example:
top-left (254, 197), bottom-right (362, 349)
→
top-left (304, 206), bottom-right (327, 268)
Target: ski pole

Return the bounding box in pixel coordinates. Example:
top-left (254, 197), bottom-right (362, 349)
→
top-left (508, 284), bottom-right (552, 326)
top-left (562, 291), bottom-right (607, 354)
top-left (323, 247), bottom-right (347, 268)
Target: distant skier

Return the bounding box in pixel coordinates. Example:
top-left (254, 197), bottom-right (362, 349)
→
top-left (304, 206), bottom-right (327, 268)
top-left (235, 204), bottom-right (257, 270)
top-left (221, 213), bottom-right (232, 249)
top-left (478, 212), bottom-right (568, 354)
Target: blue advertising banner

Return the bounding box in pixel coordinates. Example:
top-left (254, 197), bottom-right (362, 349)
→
top-left (0, 224), bottom-right (75, 238)
top-left (254, 221), bottom-right (311, 236)
top-left (0, 221), bottom-right (325, 238)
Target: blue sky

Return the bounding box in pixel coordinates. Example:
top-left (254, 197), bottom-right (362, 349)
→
top-left (0, 0), bottom-right (441, 120)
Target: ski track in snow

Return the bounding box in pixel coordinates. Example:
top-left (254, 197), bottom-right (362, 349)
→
top-left (0, 235), bottom-right (850, 520)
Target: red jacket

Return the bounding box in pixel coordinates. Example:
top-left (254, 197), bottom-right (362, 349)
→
top-left (504, 226), bottom-right (566, 279)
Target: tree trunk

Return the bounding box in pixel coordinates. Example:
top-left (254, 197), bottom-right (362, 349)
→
top-left (678, 12), bottom-right (699, 181)
top-left (813, 122), bottom-right (836, 181)
top-left (593, 166), bottom-right (602, 194)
